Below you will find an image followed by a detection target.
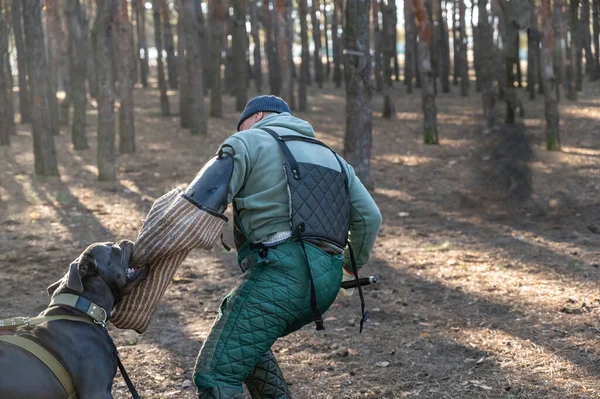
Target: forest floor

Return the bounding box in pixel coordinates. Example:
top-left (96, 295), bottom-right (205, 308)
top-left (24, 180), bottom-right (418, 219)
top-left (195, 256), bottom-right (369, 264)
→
top-left (1, 79), bottom-right (600, 399)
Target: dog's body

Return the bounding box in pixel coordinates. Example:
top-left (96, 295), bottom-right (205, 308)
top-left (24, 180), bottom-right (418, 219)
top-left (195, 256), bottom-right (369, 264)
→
top-left (0, 241), bottom-right (148, 399)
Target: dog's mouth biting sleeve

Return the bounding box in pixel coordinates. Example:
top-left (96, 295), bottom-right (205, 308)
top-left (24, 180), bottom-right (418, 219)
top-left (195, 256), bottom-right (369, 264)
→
top-left (111, 188), bottom-right (226, 332)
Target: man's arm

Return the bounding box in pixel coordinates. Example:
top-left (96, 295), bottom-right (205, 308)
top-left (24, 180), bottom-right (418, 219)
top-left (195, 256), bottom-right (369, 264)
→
top-left (343, 163), bottom-right (382, 269)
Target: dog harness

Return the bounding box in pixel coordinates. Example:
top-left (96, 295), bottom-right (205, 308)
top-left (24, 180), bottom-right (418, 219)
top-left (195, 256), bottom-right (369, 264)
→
top-left (0, 294), bottom-right (109, 399)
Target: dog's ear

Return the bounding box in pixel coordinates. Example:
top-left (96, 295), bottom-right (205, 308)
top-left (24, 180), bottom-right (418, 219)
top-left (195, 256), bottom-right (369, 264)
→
top-left (47, 279), bottom-right (62, 296)
top-left (66, 254), bottom-right (97, 293)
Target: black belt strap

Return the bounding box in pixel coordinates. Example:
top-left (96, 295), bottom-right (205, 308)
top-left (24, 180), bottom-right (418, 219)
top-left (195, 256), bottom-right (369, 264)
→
top-left (347, 243), bottom-right (368, 333)
top-left (261, 128), bottom-right (302, 180)
top-left (116, 351), bottom-right (141, 399)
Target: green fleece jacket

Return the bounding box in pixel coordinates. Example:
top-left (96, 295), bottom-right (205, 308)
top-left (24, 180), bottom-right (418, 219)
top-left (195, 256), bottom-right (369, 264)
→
top-left (219, 112), bottom-right (382, 268)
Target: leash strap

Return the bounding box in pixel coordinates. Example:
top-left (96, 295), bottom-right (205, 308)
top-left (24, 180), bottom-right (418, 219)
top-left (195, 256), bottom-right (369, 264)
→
top-left (0, 335), bottom-right (78, 399)
top-left (0, 314), bottom-right (95, 330)
top-left (116, 351), bottom-right (141, 399)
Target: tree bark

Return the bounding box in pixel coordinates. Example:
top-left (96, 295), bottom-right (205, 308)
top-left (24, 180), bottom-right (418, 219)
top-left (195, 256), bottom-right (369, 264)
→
top-left (404, 0), bottom-right (415, 92)
top-left (527, 2), bottom-right (539, 100)
top-left (440, 0), bottom-right (451, 92)
top-left (311, 0), bottom-right (324, 88)
top-left (87, 13), bottom-right (98, 99)
top-left (182, 0), bottom-right (207, 135)
top-left (162, 0), bottom-right (178, 90)
top-left (116, 0), bottom-right (135, 153)
top-left (593, 0), bottom-right (600, 80)
top-left (458, 0), bottom-right (468, 96)
top-left (232, 0), bottom-right (249, 111)
top-left (381, 0), bottom-right (396, 118)
top-left (471, 0), bottom-right (481, 92)
top-left (275, 0), bottom-right (294, 109)
top-left (540, 0), bottom-right (560, 150)
top-left (478, 0), bottom-right (495, 125)
top-left (11, 0), bottom-right (31, 123)
top-left (344, 0), bottom-right (374, 189)
top-left (45, 0), bottom-right (68, 128)
top-left (66, 0), bottom-right (89, 150)
top-left (152, 0), bottom-right (170, 115)
top-left (208, 0), bottom-right (224, 117)
top-left (332, 0), bottom-right (342, 87)
top-left (452, 0), bottom-right (459, 85)
top-left (581, 0), bottom-right (593, 79)
top-left (0, 15), bottom-right (13, 145)
top-left (323, 1), bottom-right (331, 78)
top-left (23, 0), bottom-right (60, 175)
top-left (94, 0), bottom-right (116, 181)
top-left (372, 0), bottom-right (383, 92)
top-left (299, 0), bottom-right (310, 111)
top-left (249, 0), bottom-right (262, 92)
top-left (566, 0), bottom-right (577, 100)
top-left (262, 0), bottom-right (281, 95)
top-left (134, 0), bottom-right (149, 88)
top-left (413, 0), bottom-right (439, 144)
top-left (552, 0), bottom-right (564, 86)
top-left (430, 0), bottom-right (440, 95)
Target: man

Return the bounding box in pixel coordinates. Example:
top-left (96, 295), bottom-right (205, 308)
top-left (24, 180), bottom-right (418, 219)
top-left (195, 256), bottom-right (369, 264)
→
top-left (185, 95), bottom-right (382, 398)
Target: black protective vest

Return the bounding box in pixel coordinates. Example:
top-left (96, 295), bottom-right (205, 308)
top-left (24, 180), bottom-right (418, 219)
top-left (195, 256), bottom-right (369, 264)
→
top-left (261, 128), bottom-right (367, 332)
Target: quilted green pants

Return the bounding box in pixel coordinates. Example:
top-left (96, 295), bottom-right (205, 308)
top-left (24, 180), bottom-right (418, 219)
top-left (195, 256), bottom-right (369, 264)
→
top-left (193, 240), bottom-right (343, 398)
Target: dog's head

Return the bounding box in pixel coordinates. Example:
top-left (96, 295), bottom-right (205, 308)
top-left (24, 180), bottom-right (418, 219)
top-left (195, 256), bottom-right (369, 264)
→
top-left (47, 240), bottom-right (149, 316)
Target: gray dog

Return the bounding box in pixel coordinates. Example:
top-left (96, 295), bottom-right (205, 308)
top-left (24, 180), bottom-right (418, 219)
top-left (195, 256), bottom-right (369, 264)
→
top-left (0, 240), bottom-right (148, 399)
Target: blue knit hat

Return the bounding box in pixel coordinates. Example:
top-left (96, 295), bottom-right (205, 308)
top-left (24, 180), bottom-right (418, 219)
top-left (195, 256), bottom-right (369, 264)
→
top-left (237, 95), bottom-right (291, 131)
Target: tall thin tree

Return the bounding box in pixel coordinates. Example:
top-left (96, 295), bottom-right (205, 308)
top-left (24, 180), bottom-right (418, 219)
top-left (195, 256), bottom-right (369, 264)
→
top-left (152, 0), bottom-right (170, 115)
top-left (66, 0), bottom-right (89, 150)
top-left (332, 0), bottom-right (342, 87)
top-left (208, 0), bottom-right (224, 116)
top-left (134, 0), bottom-right (149, 88)
top-left (458, 0), bottom-right (468, 96)
top-left (323, 1), bottom-right (331, 78)
top-left (566, 0), bottom-right (578, 100)
top-left (0, 12), bottom-right (13, 146)
top-left (94, 0), bottom-right (117, 181)
top-left (311, 0), bottom-right (324, 87)
top-left (162, 0), bottom-right (178, 89)
top-left (404, 0), bottom-right (415, 93)
top-left (275, 0), bottom-right (295, 109)
top-left (232, 0), bottom-right (249, 111)
top-left (413, 0), bottom-right (439, 144)
top-left (23, 0), bottom-right (60, 175)
top-left (344, 0), bottom-right (374, 189)
top-left (182, 0), bottom-right (207, 135)
top-left (478, 0), bottom-right (495, 125)
top-left (381, 0), bottom-right (396, 118)
top-left (262, 0), bottom-right (281, 95)
top-left (540, 0), bottom-right (560, 150)
top-left (592, 0), bottom-right (599, 80)
top-left (439, 0), bottom-right (451, 92)
top-left (249, 0), bottom-right (262, 92)
top-left (10, 0), bottom-right (30, 123)
top-left (116, 0), bottom-right (135, 152)
top-left (299, 0), bottom-right (310, 111)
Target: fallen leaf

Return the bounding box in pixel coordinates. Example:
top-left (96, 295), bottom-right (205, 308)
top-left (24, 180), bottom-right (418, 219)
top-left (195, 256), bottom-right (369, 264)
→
top-left (375, 361), bottom-right (390, 368)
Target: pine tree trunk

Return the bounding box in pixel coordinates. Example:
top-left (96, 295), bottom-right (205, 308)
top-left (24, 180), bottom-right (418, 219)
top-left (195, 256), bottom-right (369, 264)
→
top-left (404, 0), bottom-right (415, 92)
top-left (299, 0), bottom-right (309, 111)
top-left (262, 0), bottom-right (281, 95)
top-left (46, 0), bottom-right (68, 128)
top-left (372, 0), bottom-right (383, 92)
top-left (0, 16), bottom-right (13, 146)
top-left (515, 34), bottom-right (523, 87)
top-left (152, 0), bottom-right (170, 115)
top-left (552, 0), bottom-right (564, 86)
top-left (116, 0), bottom-right (135, 153)
top-left (87, 14), bottom-right (98, 99)
top-left (581, 0), bottom-right (593, 78)
top-left (162, 0), bottom-right (178, 89)
top-left (527, 5), bottom-right (539, 100)
top-left (176, 2), bottom-right (191, 125)
top-left (575, 15), bottom-right (583, 91)
top-left (566, 0), bottom-right (578, 100)
top-left (131, 8), bottom-right (139, 84)
top-left (182, 0), bottom-right (207, 135)
top-left (430, 0), bottom-right (440, 95)
top-left (413, 0), bottom-right (439, 144)
top-left (249, 0), bottom-right (262, 92)
top-left (23, 0), bottom-right (60, 175)
top-left (593, 0), bottom-right (599, 80)
top-left (381, 0), bottom-right (396, 118)
top-left (540, 0), bottom-right (560, 150)
top-left (208, 0), bottom-right (224, 117)
top-left (471, 0), bottom-right (481, 92)
top-left (311, 0), bottom-right (324, 88)
top-left (452, 0), bottom-right (459, 85)
top-left (323, 1), bottom-right (331, 78)
top-left (275, 0), bottom-right (294, 109)
top-left (94, 0), bottom-right (116, 181)
top-left (135, 0), bottom-right (149, 88)
top-left (11, 0), bottom-right (31, 123)
top-left (458, 0), bottom-right (468, 96)
top-left (232, 0), bottom-right (249, 111)
top-left (66, 0), bottom-right (89, 150)
top-left (440, 0), bottom-right (451, 92)
top-left (478, 0), bottom-right (494, 125)
top-left (344, 0), bottom-right (373, 189)
top-left (332, 0), bottom-right (342, 88)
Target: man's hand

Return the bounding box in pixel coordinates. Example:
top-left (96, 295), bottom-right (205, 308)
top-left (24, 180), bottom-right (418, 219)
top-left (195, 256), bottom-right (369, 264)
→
top-left (338, 266), bottom-right (355, 297)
